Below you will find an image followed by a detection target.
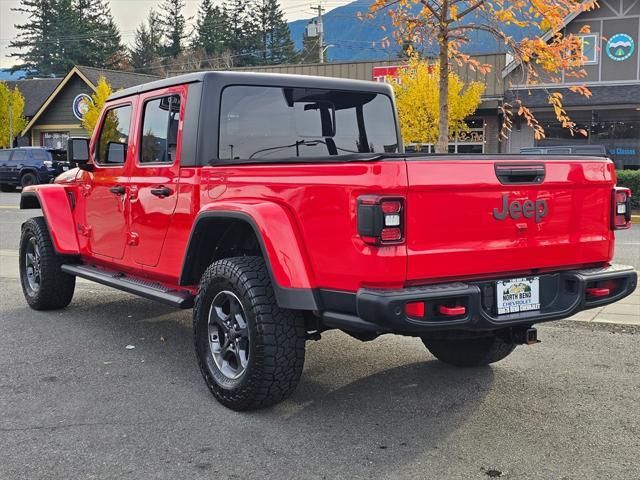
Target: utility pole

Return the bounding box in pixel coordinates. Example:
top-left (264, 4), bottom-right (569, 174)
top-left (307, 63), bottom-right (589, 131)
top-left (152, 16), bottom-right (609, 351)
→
top-left (313, 4), bottom-right (325, 63)
top-left (8, 94), bottom-right (13, 148)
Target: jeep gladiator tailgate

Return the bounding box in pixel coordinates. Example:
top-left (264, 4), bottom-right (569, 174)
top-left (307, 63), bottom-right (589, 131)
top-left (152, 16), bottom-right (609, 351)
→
top-left (404, 156), bottom-right (616, 282)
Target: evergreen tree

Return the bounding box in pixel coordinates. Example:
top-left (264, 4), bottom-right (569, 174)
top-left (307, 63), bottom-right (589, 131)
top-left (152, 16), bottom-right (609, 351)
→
top-left (10, 0), bottom-right (124, 76)
top-left (224, 0), bottom-right (260, 66)
top-left (158, 0), bottom-right (187, 59)
top-left (255, 0), bottom-right (297, 65)
top-left (192, 0), bottom-right (229, 56)
top-left (70, 0), bottom-right (123, 68)
top-left (130, 10), bottom-right (163, 73)
top-left (10, 0), bottom-right (65, 75)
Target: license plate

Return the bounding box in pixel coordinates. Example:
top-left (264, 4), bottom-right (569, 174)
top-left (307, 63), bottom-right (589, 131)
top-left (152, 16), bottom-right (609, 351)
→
top-left (496, 277), bottom-right (540, 315)
top-left (62, 166), bottom-right (69, 171)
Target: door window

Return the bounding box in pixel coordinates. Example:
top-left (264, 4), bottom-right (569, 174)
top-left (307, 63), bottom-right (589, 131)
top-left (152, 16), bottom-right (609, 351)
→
top-left (96, 104), bottom-right (132, 165)
top-left (140, 95), bottom-right (181, 164)
top-left (10, 150), bottom-right (27, 163)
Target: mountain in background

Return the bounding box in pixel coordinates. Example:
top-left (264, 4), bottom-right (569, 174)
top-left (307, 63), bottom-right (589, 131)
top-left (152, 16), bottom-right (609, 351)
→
top-left (288, 0), bottom-right (539, 62)
top-left (0, 69), bottom-right (26, 81)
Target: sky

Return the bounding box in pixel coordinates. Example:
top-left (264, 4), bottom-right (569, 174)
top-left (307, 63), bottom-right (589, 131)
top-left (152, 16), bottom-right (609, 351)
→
top-left (0, 0), bottom-right (353, 69)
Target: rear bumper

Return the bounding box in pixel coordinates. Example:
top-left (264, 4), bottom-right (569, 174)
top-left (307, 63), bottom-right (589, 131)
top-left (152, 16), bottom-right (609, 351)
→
top-left (321, 264), bottom-right (637, 335)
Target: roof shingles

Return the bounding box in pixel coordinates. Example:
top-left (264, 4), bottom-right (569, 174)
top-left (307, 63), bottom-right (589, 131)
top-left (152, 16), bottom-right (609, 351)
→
top-left (5, 78), bottom-right (62, 118)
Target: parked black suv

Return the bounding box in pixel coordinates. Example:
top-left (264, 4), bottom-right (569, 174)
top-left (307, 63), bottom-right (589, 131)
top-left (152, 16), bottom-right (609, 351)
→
top-left (0, 147), bottom-right (72, 191)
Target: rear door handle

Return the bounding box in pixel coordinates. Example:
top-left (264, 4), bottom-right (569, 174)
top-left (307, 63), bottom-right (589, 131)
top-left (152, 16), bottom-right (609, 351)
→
top-left (109, 185), bottom-right (126, 195)
top-left (150, 186), bottom-right (173, 198)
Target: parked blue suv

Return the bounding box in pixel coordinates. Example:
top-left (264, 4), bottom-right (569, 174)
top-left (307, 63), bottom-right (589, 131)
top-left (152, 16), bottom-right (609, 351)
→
top-left (0, 147), bottom-right (72, 192)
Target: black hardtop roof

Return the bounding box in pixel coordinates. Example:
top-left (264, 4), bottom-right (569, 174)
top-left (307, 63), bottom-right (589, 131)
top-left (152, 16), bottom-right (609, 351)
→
top-left (108, 70), bottom-right (394, 101)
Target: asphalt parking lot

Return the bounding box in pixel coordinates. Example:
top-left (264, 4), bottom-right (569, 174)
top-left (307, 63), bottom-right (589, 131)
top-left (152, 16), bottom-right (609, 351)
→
top-left (1, 190), bottom-right (639, 479)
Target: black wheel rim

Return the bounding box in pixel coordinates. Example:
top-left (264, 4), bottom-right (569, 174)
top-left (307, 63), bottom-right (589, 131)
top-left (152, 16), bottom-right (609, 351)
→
top-left (24, 236), bottom-right (41, 295)
top-left (207, 291), bottom-right (250, 380)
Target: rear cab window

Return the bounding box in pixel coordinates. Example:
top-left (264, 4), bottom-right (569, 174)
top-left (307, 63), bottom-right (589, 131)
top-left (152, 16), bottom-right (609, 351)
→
top-left (218, 86), bottom-right (399, 160)
top-left (95, 104), bottom-right (132, 166)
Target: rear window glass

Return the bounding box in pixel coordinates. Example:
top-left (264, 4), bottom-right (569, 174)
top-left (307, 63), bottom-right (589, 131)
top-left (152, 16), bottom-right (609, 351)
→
top-left (31, 150), bottom-right (51, 161)
top-left (219, 86), bottom-right (399, 160)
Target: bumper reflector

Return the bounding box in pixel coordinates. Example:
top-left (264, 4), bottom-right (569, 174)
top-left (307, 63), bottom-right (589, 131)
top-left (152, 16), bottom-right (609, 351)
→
top-left (405, 301), bottom-right (425, 318)
top-left (586, 287), bottom-right (610, 297)
top-left (439, 305), bottom-right (466, 316)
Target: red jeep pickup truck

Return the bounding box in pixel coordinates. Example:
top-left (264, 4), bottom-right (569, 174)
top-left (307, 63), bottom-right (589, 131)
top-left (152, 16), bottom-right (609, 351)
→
top-left (19, 72), bottom-right (637, 411)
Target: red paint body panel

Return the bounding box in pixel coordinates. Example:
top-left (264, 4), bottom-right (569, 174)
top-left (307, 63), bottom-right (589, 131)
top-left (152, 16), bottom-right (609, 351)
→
top-left (405, 159), bottom-right (615, 283)
top-left (22, 184), bottom-right (80, 255)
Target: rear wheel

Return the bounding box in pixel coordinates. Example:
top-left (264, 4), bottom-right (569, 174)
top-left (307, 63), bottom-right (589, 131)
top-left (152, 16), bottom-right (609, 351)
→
top-left (193, 256), bottom-right (306, 411)
top-left (20, 172), bottom-right (38, 188)
top-left (19, 217), bottom-right (76, 310)
top-left (0, 184), bottom-right (15, 192)
top-left (422, 334), bottom-right (517, 367)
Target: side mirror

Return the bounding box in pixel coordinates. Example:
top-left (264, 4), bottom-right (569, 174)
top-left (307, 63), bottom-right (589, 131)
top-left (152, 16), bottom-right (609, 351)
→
top-left (67, 137), bottom-right (91, 171)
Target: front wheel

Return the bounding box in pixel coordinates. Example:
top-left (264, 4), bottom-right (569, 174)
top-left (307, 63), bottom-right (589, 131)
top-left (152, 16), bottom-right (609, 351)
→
top-left (422, 334), bottom-right (517, 367)
top-left (20, 172), bottom-right (38, 188)
top-left (19, 217), bottom-right (76, 310)
top-left (193, 256), bottom-right (306, 411)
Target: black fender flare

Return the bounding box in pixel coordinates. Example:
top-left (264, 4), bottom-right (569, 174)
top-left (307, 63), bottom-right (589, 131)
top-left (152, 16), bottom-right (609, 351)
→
top-left (180, 210), bottom-right (321, 311)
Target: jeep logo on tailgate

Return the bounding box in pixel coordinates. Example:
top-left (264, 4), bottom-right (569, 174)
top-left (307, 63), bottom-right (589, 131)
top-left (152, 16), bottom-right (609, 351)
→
top-left (493, 194), bottom-right (548, 223)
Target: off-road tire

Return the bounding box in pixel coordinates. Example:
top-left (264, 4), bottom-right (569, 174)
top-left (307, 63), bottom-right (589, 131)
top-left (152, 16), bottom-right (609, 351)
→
top-left (0, 184), bottom-right (15, 192)
top-left (193, 256), bottom-right (306, 411)
top-left (20, 172), bottom-right (38, 188)
top-left (19, 216), bottom-right (76, 310)
top-left (422, 334), bottom-right (517, 367)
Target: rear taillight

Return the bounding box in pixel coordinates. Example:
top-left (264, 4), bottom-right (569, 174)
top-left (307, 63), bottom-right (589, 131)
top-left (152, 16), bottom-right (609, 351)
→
top-left (357, 195), bottom-right (405, 245)
top-left (612, 187), bottom-right (632, 230)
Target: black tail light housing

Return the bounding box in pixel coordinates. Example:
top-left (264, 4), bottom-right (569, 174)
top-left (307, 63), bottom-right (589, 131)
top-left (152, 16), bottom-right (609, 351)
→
top-left (612, 187), bottom-right (632, 230)
top-left (357, 195), bottom-right (404, 245)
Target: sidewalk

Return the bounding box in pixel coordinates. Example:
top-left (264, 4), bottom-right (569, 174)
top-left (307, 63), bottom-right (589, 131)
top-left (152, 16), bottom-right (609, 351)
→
top-left (2, 248), bottom-right (638, 326)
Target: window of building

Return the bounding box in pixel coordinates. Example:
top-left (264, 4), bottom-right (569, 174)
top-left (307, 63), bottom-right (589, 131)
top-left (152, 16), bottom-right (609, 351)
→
top-left (405, 119), bottom-right (486, 153)
top-left (96, 104), bottom-right (132, 165)
top-left (580, 34), bottom-right (598, 65)
top-left (41, 131), bottom-right (69, 150)
top-left (140, 95), bottom-right (181, 164)
top-left (218, 86), bottom-right (399, 160)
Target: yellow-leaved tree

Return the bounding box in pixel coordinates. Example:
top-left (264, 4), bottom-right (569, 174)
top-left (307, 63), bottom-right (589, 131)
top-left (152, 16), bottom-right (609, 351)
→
top-left (368, 0), bottom-right (598, 152)
top-left (82, 76), bottom-right (113, 135)
top-left (393, 61), bottom-right (484, 147)
top-left (0, 82), bottom-right (28, 148)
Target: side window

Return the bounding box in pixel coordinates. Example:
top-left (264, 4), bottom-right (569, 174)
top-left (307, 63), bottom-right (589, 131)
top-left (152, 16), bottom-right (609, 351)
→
top-left (140, 95), bottom-right (181, 164)
top-left (10, 150), bottom-right (27, 163)
top-left (0, 151), bottom-right (11, 162)
top-left (96, 104), bottom-right (132, 165)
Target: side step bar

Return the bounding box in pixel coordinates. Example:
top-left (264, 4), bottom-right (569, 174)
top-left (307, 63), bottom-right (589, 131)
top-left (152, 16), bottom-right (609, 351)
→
top-left (61, 264), bottom-right (194, 309)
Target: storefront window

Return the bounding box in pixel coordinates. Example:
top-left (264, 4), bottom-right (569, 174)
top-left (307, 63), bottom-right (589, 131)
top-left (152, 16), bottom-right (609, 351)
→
top-left (537, 112), bottom-right (640, 169)
top-left (41, 132), bottom-right (70, 150)
top-left (405, 118), bottom-right (486, 153)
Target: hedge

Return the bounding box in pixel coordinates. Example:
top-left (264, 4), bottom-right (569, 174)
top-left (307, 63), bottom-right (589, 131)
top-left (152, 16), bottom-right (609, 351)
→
top-left (616, 170), bottom-right (640, 210)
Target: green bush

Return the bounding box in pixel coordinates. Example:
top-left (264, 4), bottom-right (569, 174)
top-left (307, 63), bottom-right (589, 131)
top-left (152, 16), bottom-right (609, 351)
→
top-left (616, 170), bottom-right (640, 210)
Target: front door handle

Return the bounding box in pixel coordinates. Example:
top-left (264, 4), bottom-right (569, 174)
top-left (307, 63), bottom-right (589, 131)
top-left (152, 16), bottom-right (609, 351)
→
top-left (150, 186), bottom-right (173, 198)
top-left (109, 185), bottom-right (126, 195)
